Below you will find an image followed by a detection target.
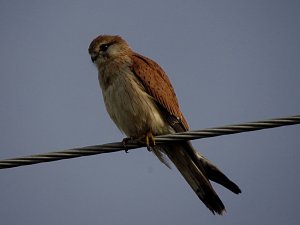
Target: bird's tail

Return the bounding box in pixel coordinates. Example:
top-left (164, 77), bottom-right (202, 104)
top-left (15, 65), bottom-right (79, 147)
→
top-left (161, 141), bottom-right (241, 215)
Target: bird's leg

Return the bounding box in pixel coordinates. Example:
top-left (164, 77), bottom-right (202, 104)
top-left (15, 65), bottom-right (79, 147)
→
top-left (123, 130), bottom-right (155, 152)
top-left (122, 137), bottom-right (134, 153)
top-left (145, 129), bottom-right (155, 151)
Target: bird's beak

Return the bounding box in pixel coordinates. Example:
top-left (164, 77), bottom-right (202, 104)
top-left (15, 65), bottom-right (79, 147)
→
top-left (90, 52), bottom-right (99, 62)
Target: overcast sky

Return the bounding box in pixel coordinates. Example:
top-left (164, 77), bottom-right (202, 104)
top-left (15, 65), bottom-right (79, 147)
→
top-left (0, 1), bottom-right (300, 225)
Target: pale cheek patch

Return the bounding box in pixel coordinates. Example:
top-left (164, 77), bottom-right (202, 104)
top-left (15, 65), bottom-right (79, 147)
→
top-left (108, 45), bottom-right (121, 57)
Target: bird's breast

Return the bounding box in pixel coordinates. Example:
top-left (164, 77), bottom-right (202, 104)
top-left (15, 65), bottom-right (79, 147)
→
top-left (99, 68), bottom-right (171, 137)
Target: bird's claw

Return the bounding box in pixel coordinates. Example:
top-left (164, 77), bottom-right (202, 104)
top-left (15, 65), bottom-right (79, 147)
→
top-left (145, 130), bottom-right (155, 151)
top-left (122, 137), bottom-right (134, 153)
top-left (122, 131), bottom-right (155, 152)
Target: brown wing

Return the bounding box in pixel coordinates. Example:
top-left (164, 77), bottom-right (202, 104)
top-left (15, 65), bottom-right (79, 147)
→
top-left (131, 53), bottom-right (189, 131)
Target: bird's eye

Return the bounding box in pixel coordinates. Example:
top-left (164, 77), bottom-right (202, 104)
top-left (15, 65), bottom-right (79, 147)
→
top-left (100, 44), bottom-right (109, 52)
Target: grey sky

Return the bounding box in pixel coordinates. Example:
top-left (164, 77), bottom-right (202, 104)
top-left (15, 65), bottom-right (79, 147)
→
top-left (0, 1), bottom-right (300, 225)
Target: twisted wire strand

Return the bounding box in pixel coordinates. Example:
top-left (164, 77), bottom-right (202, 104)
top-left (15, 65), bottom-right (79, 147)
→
top-left (0, 115), bottom-right (299, 169)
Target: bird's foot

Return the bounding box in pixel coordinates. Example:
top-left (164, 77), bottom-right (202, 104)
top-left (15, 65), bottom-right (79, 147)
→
top-left (122, 131), bottom-right (156, 152)
top-left (145, 130), bottom-right (155, 151)
top-left (122, 137), bottom-right (134, 153)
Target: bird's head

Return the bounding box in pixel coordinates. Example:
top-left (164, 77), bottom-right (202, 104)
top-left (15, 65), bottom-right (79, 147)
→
top-left (88, 35), bottom-right (131, 66)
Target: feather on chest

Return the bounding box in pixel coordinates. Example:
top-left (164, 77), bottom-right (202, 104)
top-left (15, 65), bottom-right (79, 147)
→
top-left (98, 64), bottom-right (170, 137)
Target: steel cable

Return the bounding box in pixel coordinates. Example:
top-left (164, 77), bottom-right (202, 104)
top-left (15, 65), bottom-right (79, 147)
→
top-left (0, 115), bottom-right (299, 169)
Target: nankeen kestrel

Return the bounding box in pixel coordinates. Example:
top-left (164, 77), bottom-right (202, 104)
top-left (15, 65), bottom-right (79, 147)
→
top-left (88, 35), bottom-right (241, 214)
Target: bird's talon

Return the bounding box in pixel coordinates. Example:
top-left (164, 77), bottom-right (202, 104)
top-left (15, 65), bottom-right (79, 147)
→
top-left (145, 130), bottom-right (155, 151)
top-left (122, 137), bottom-right (133, 153)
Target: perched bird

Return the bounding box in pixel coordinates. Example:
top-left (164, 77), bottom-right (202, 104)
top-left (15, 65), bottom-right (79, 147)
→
top-left (88, 35), bottom-right (241, 214)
